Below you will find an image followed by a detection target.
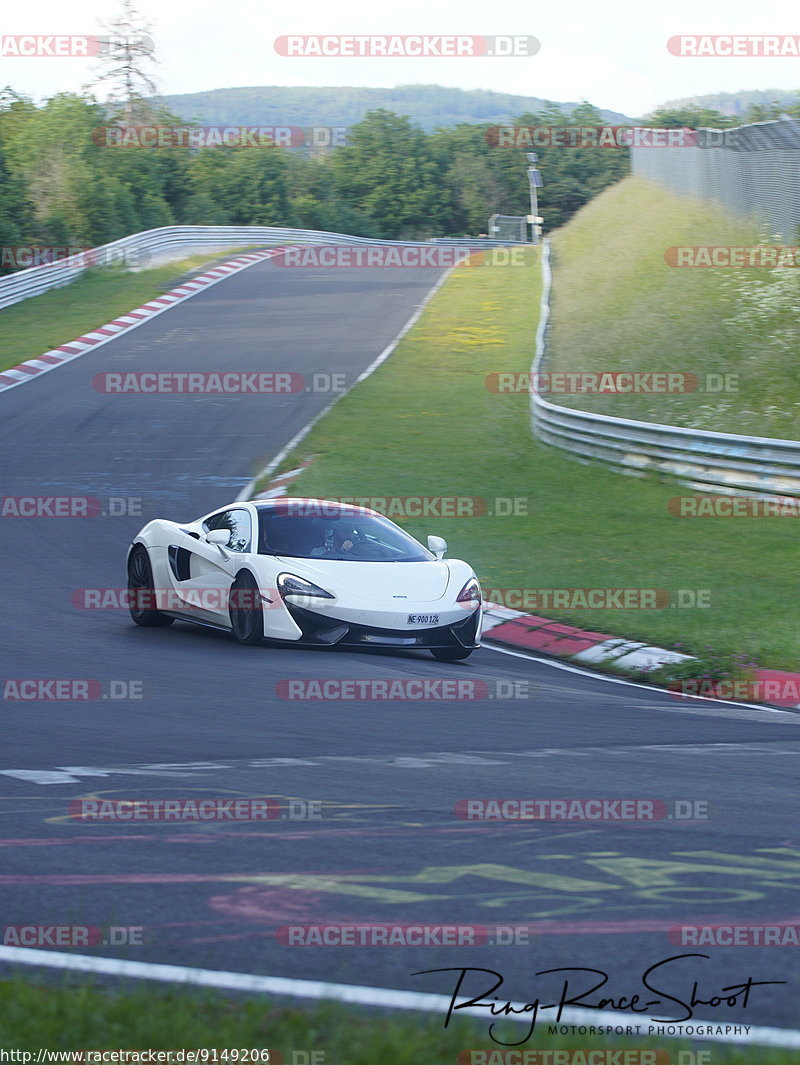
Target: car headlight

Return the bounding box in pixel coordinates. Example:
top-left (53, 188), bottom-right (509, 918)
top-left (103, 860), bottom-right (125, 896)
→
top-left (277, 572), bottom-right (335, 599)
top-left (456, 576), bottom-right (482, 604)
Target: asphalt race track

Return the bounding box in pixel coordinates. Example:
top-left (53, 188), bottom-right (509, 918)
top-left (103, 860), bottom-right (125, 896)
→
top-left (2, 255), bottom-right (800, 1043)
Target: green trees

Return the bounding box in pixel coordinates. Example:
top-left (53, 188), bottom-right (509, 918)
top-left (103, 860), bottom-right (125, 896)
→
top-left (184, 146), bottom-right (291, 225)
top-left (0, 92), bottom-right (35, 255)
top-left (644, 105), bottom-right (739, 129)
top-left (327, 110), bottom-right (451, 239)
top-left (430, 123), bottom-right (504, 234)
top-left (0, 91), bottom-right (633, 273)
top-left (466, 102), bottom-right (631, 231)
top-left (0, 92), bottom-right (176, 253)
top-left (2, 94), bottom-right (102, 245)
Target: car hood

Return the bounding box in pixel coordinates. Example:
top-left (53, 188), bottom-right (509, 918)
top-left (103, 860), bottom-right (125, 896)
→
top-left (272, 558), bottom-right (456, 603)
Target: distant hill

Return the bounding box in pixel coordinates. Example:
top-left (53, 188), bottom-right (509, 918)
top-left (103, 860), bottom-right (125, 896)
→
top-left (656, 88), bottom-right (800, 118)
top-left (152, 83), bottom-right (632, 131)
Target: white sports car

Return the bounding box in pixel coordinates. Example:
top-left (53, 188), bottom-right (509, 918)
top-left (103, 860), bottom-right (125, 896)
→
top-left (126, 498), bottom-right (482, 660)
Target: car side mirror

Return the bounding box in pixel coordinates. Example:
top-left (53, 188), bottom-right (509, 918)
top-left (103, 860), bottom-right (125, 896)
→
top-left (206, 530), bottom-right (230, 545)
top-left (427, 535), bottom-right (447, 560)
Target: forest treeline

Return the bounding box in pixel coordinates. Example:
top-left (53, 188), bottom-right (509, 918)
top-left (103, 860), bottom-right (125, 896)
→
top-left (0, 90), bottom-right (747, 272)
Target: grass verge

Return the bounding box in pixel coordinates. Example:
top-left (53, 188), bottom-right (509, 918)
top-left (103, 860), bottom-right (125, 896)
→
top-left (0, 977), bottom-right (794, 1063)
top-left (0, 247), bottom-right (268, 375)
top-left (257, 248), bottom-right (798, 671)
top-left (546, 175), bottom-right (800, 438)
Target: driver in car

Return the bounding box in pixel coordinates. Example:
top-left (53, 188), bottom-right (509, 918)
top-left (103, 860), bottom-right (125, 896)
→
top-left (335, 526), bottom-right (356, 553)
top-left (306, 522), bottom-right (357, 557)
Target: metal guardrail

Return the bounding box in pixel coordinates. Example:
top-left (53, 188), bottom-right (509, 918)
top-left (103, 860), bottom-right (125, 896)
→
top-left (428, 236), bottom-right (528, 245)
top-left (0, 225), bottom-right (525, 311)
top-left (530, 239), bottom-right (800, 498)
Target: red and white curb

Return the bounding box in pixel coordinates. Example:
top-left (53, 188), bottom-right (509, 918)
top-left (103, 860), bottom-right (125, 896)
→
top-left (0, 247), bottom-right (296, 396)
top-left (482, 605), bottom-right (690, 669)
top-left (481, 604), bottom-right (800, 708)
top-left (244, 482), bottom-right (800, 710)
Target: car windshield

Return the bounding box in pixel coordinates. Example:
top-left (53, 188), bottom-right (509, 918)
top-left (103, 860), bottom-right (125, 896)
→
top-left (257, 508), bottom-right (433, 562)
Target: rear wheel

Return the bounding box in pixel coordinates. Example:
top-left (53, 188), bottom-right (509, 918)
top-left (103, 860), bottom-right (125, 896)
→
top-left (431, 645), bottom-right (474, 661)
top-left (229, 570), bottom-right (264, 645)
top-left (127, 545), bottom-right (174, 627)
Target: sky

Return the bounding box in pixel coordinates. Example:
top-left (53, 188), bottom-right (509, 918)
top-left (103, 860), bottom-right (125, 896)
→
top-left (1, 0), bottom-right (799, 119)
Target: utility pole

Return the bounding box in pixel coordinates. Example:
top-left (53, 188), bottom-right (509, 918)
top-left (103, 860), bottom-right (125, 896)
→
top-left (526, 152), bottom-right (543, 244)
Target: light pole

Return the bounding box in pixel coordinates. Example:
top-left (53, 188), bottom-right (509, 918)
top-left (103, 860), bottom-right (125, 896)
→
top-left (526, 152), bottom-right (543, 245)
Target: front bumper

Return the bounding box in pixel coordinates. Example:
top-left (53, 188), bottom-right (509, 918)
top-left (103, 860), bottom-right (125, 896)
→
top-left (283, 601), bottom-right (481, 649)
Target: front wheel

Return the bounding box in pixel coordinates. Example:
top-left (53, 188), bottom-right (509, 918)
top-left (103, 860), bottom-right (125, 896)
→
top-left (229, 571), bottom-right (264, 645)
top-left (127, 545), bottom-right (174, 627)
top-left (430, 645), bottom-right (474, 662)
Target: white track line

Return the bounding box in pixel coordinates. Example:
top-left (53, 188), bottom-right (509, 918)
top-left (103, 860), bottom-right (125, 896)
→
top-left (485, 642), bottom-right (796, 715)
top-left (1, 947), bottom-right (798, 1050)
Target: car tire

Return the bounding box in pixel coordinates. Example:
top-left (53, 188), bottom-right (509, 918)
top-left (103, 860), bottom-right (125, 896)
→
top-left (229, 570), bottom-right (264, 645)
top-left (127, 545), bottom-right (174, 627)
top-left (430, 646), bottom-right (474, 661)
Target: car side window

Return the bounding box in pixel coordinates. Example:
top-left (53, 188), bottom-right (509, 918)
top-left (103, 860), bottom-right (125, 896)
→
top-left (203, 509), bottom-right (252, 553)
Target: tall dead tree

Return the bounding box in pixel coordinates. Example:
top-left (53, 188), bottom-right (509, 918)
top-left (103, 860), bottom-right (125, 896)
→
top-left (89, 0), bottom-right (158, 123)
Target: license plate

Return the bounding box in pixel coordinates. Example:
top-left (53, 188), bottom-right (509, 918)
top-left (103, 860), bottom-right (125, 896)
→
top-left (407, 614), bottom-right (439, 625)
